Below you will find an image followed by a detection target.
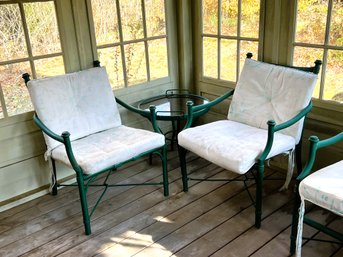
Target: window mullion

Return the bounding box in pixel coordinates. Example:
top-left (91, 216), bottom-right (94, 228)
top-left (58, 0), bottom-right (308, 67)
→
top-left (163, 0), bottom-right (171, 79)
top-left (217, 0), bottom-right (221, 80)
top-left (0, 58), bottom-right (30, 66)
top-left (0, 84), bottom-right (8, 118)
top-left (18, 2), bottom-right (36, 78)
top-left (324, 0), bottom-right (333, 46)
top-left (319, 48), bottom-right (328, 100)
top-left (141, 0), bottom-right (150, 82)
top-left (115, 0), bottom-right (128, 88)
top-left (257, 0), bottom-right (264, 60)
top-left (200, 0), bottom-right (204, 77)
top-left (237, 0), bottom-right (242, 82)
top-left (318, 0), bottom-right (333, 100)
top-left (294, 42), bottom-right (335, 49)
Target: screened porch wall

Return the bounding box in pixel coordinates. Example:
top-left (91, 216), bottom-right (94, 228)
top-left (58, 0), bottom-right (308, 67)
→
top-left (0, 0), bottom-right (178, 209)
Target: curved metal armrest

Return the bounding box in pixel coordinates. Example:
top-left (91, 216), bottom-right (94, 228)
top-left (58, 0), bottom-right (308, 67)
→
top-left (257, 120), bottom-right (277, 162)
top-left (258, 102), bottom-right (313, 162)
top-left (297, 132), bottom-right (343, 181)
top-left (115, 97), bottom-right (162, 135)
top-left (33, 114), bottom-right (83, 173)
top-left (274, 102), bottom-right (312, 132)
top-left (149, 105), bottom-right (162, 134)
top-left (60, 131), bottom-right (83, 173)
top-left (192, 89), bottom-right (234, 113)
top-left (33, 114), bottom-right (64, 143)
top-left (115, 97), bottom-right (151, 118)
top-left (183, 89), bottom-right (234, 129)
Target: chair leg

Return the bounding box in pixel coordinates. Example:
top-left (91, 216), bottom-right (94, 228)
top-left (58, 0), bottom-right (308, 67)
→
top-left (170, 120), bottom-right (176, 151)
top-left (178, 146), bottom-right (189, 192)
top-left (149, 153), bottom-right (153, 165)
top-left (76, 174), bottom-right (91, 235)
top-left (295, 140), bottom-right (303, 175)
top-left (255, 162), bottom-right (264, 228)
top-left (161, 146), bottom-right (169, 196)
top-left (290, 183), bottom-right (301, 255)
top-left (51, 158), bottom-right (58, 196)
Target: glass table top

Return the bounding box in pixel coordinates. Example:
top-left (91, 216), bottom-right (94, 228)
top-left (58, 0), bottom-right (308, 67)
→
top-left (136, 91), bottom-right (209, 120)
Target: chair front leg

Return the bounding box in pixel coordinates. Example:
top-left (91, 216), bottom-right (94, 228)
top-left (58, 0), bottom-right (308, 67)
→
top-left (76, 174), bottom-right (91, 235)
top-left (255, 161), bottom-right (264, 228)
top-left (178, 146), bottom-right (189, 192)
top-left (290, 182), bottom-right (301, 255)
top-left (161, 145), bottom-right (169, 196)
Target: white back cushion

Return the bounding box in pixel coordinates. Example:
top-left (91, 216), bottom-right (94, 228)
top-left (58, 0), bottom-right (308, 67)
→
top-left (228, 59), bottom-right (317, 143)
top-left (27, 67), bottom-right (122, 151)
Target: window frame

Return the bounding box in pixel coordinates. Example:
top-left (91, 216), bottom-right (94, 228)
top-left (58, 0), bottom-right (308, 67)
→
top-left (86, 0), bottom-right (172, 91)
top-left (290, 0), bottom-right (343, 111)
top-left (0, 0), bottom-right (71, 121)
top-left (198, 0), bottom-right (265, 88)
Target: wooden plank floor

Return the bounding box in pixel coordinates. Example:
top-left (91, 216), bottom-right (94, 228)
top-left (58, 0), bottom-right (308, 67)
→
top-left (0, 151), bottom-right (342, 257)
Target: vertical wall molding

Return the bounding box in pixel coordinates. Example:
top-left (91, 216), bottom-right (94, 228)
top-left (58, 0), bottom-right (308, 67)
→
top-left (263, 0), bottom-right (295, 65)
top-left (70, 0), bottom-right (94, 69)
top-left (176, 0), bottom-right (193, 91)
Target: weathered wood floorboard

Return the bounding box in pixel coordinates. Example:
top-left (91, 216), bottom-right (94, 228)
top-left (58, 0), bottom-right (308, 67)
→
top-left (250, 207), bottom-right (340, 257)
top-left (0, 157), bottom-right (155, 234)
top-left (0, 154), bottom-right (198, 256)
top-left (18, 158), bottom-right (212, 257)
top-left (0, 152), bottom-right (339, 257)
top-left (171, 173), bottom-right (288, 257)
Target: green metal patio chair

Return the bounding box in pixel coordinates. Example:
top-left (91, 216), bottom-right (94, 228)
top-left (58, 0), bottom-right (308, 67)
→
top-left (22, 63), bottom-right (168, 235)
top-left (290, 132), bottom-right (343, 256)
top-left (178, 53), bottom-right (322, 228)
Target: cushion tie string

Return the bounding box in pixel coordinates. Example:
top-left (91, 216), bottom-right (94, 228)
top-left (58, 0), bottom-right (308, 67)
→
top-left (296, 199), bottom-right (305, 257)
top-left (279, 147), bottom-right (295, 191)
top-left (45, 151), bottom-right (56, 193)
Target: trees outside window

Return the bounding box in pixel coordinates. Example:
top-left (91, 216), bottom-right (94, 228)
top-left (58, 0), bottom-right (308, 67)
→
top-left (90, 0), bottom-right (169, 90)
top-left (202, 0), bottom-right (261, 82)
top-left (293, 0), bottom-right (342, 103)
top-left (0, 1), bottom-right (65, 119)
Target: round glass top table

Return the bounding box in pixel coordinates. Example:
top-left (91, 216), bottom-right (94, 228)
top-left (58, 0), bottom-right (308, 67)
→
top-left (135, 89), bottom-right (209, 121)
top-left (135, 89), bottom-right (209, 149)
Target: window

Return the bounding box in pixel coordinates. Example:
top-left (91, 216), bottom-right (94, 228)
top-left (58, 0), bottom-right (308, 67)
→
top-left (202, 0), bottom-right (261, 82)
top-left (90, 0), bottom-right (169, 90)
top-left (293, 0), bottom-right (342, 103)
top-left (0, 1), bottom-right (65, 119)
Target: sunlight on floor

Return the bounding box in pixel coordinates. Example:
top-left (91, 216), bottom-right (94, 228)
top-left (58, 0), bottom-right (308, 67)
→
top-left (102, 231), bottom-right (173, 256)
top-left (154, 215), bottom-right (174, 224)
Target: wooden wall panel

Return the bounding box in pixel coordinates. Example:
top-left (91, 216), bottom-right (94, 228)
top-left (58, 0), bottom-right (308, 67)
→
top-left (0, 131), bottom-right (45, 168)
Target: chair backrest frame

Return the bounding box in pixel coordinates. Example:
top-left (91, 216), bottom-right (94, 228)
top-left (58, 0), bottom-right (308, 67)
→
top-left (23, 67), bottom-right (122, 151)
top-left (246, 53), bottom-right (322, 74)
top-left (228, 53), bottom-right (321, 143)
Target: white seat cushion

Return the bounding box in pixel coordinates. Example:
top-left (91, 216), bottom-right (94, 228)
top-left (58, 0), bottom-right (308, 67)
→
top-left (51, 125), bottom-right (165, 175)
top-left (27, 67), bottom-right (121, 152)
top-left (299, 160), bottom-right (343, 216)
top-left (178, 120), bottom-right (295, 174)
top-left (228, 59), bottom-right (317, 144)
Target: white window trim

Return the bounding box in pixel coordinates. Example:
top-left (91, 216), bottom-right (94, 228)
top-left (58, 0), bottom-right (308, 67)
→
top-left (0, 0), bottom-right (65, 119)
top-left (200, 0), bottom-right (264, 85)
top-left (291, 0), bottom-right (343, 109)
top-left (86, 0), bottom-right (172, 89)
